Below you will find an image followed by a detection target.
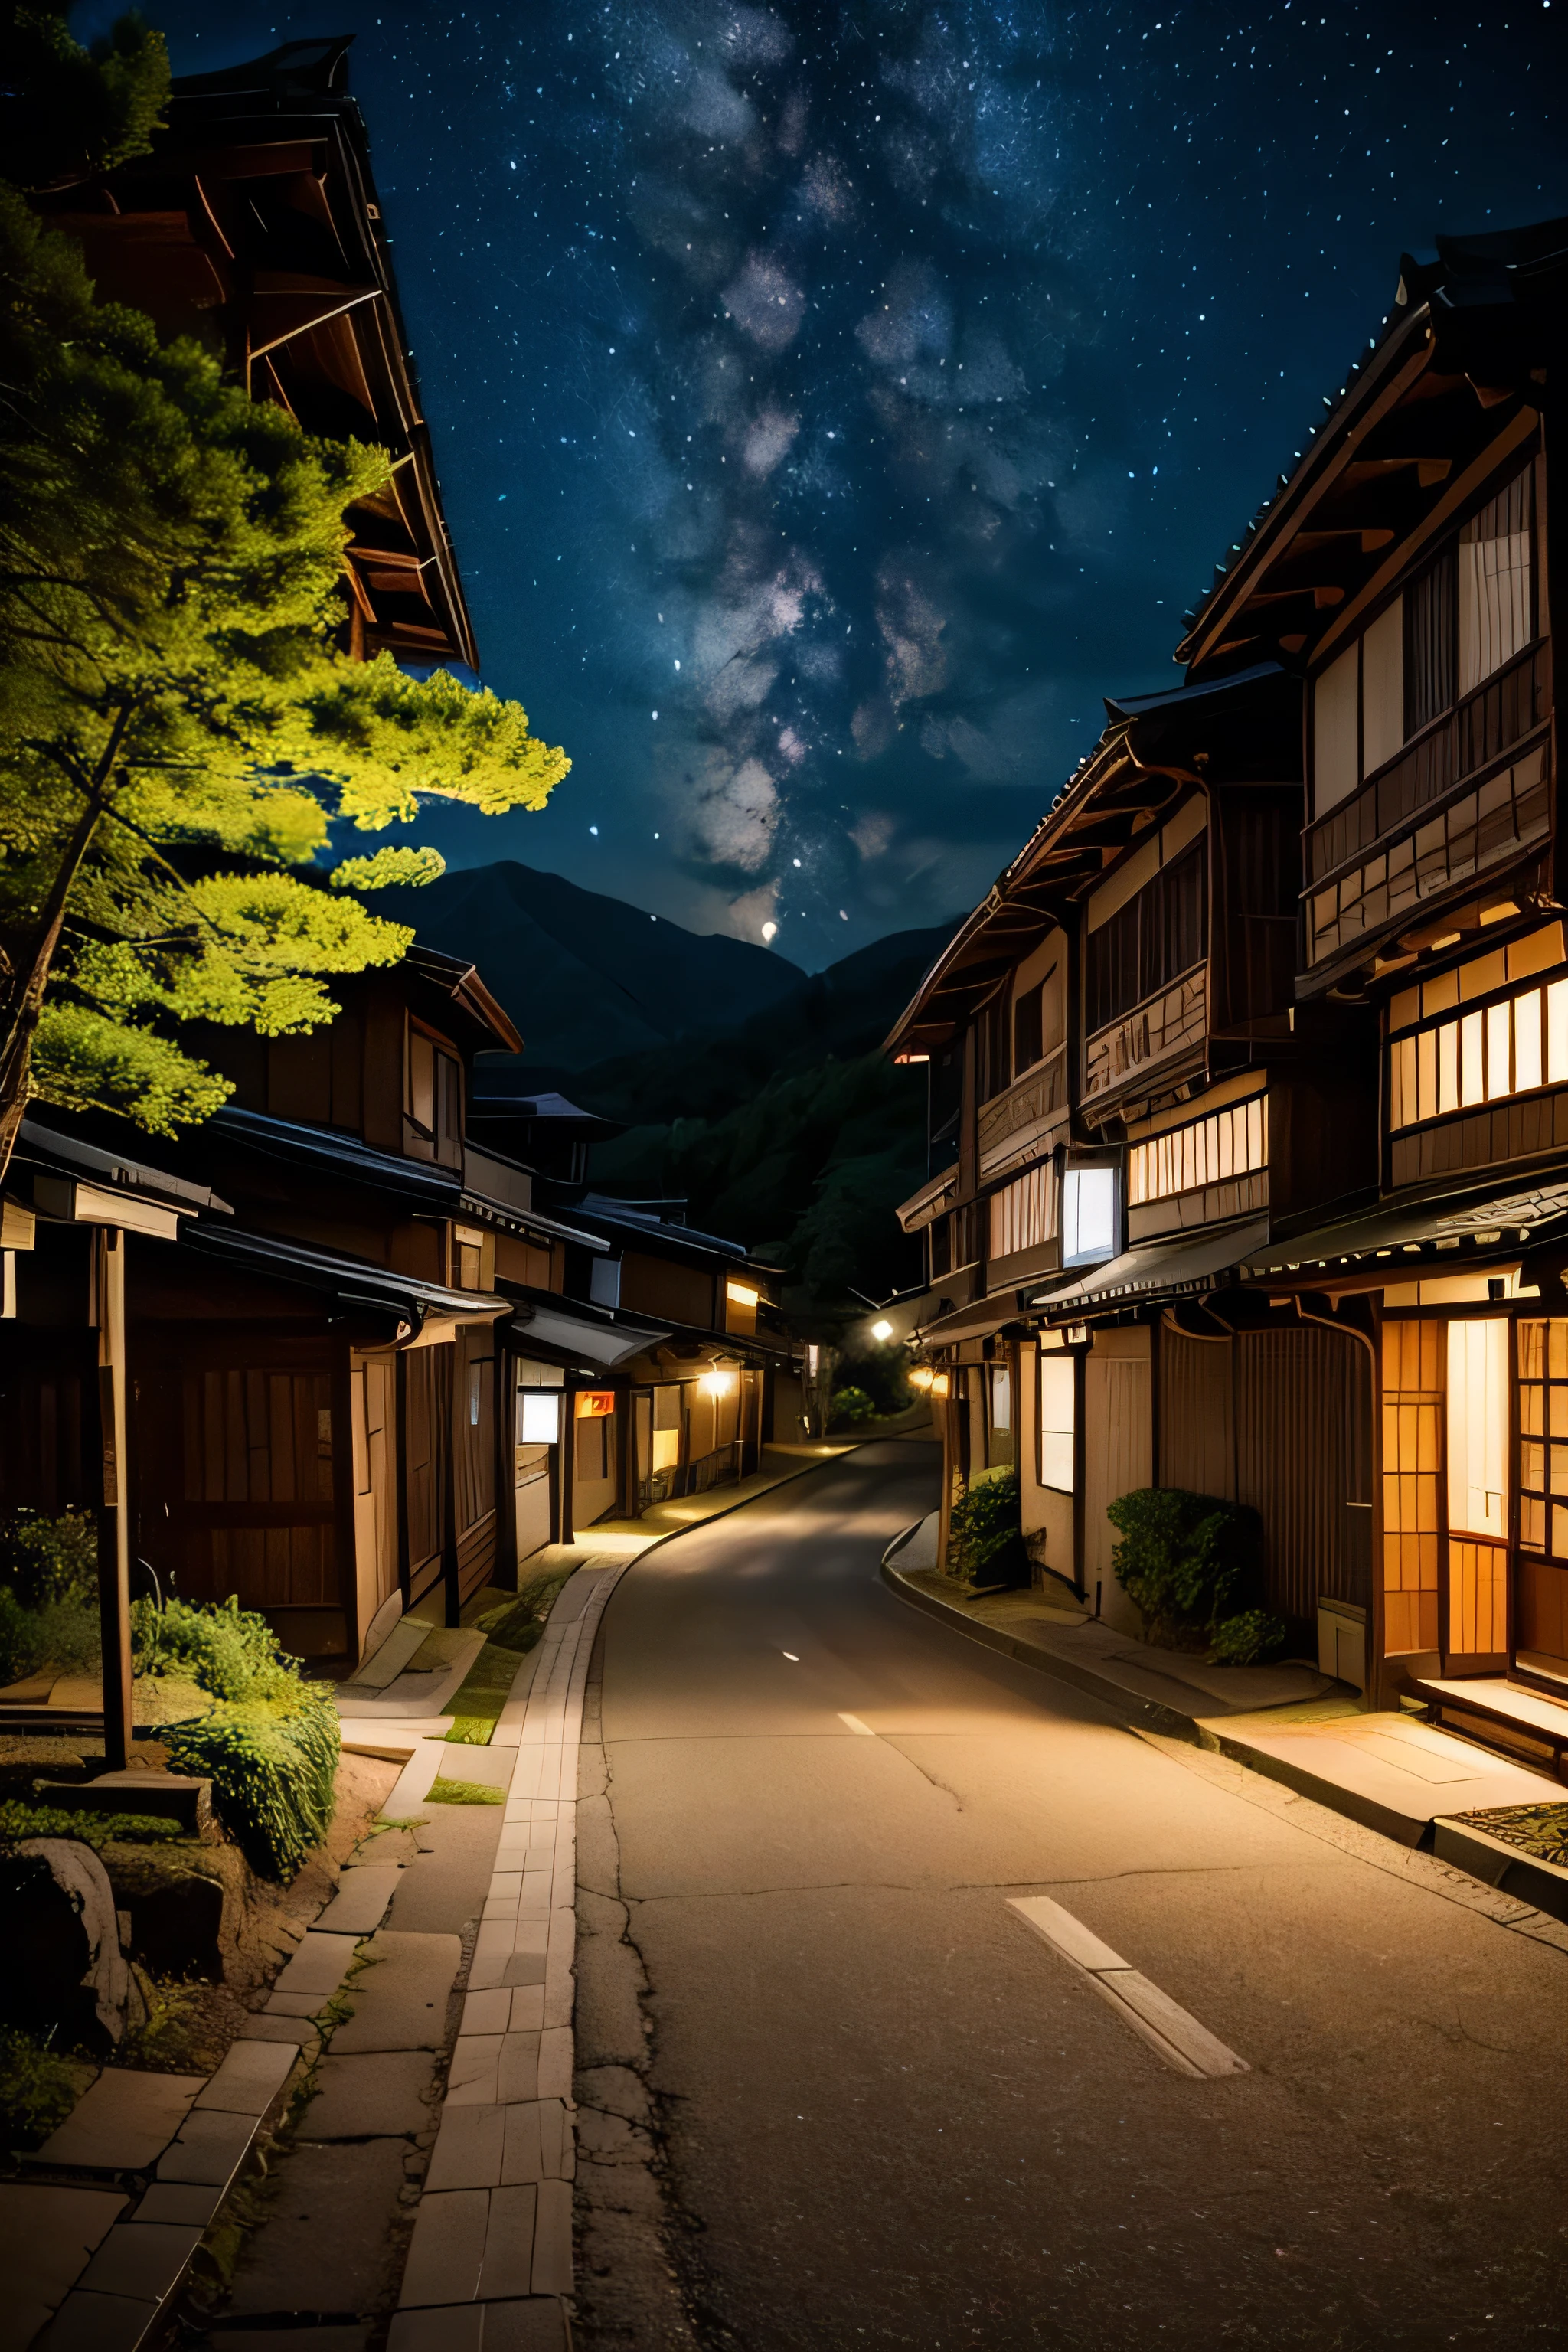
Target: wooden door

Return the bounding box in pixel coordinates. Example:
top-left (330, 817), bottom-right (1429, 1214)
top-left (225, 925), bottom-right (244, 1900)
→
top-left (136, 1332), bottom-right (345, 1662)
top-left (1236, 1325), bottom-right (1372, 1640)
top-left (454, 1325), bottom-right (498, 1603)
top-left (403, 1343), bottom-right (450, 1609)
top-left (351, 1354), bottom-right (397, 1661)
top-left (1514, 1318), bottom-right (1568, 1687)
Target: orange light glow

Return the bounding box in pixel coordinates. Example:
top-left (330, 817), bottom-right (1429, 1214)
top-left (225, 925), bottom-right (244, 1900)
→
top-left (575, 1390), bottom-right (615, 1419)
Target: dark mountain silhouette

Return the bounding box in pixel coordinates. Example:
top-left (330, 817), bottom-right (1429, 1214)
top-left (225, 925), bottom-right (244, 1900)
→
top-left (368, 858), bottom-right (962, 1305)
top-left (366, 861), bottom-right (806, 1072)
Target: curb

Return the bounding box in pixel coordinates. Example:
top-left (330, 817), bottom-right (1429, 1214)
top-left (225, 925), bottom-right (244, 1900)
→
top-left (1432, 1815), bottom-right (1568, 1921)
top-left (878, 1554), bottom-right (1200, 1744)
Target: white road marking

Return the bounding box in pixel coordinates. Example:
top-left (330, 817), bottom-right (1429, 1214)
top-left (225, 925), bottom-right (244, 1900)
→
top-left (838, 1713), bottom-right (877, 1736)
top-left (1008, 1895), bottom-right (1249, 2080)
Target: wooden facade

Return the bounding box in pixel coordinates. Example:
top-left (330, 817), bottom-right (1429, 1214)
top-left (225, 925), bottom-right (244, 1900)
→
top-left (888, 217), bottom-right (1568, 1759)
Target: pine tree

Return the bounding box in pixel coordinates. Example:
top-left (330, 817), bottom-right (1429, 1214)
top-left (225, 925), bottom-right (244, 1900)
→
top-left (0, 10), bottom-right (570, 1168)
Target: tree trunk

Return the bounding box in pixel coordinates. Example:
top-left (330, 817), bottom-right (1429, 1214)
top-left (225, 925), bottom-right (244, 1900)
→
top-left (0, 736), bottom-right (126, 1181)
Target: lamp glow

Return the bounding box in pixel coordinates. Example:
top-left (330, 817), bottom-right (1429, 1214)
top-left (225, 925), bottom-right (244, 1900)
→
top-left (871, 1318), bottom-right (894, 1341)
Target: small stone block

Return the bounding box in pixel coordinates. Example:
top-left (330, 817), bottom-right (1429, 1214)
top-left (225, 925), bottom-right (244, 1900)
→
top-left (330, 1931), bottom-right (460, 2054)
top-left (194, 2037), bottom-right (296, 2115)
top-left (239, 2014), bottom-right (320, 2050)
top-left (501, 1952), bottom-right (546, 1990)
top-left (37, 2289), bottom-right (158, 2352)
top-left (265, 1992), bottom-right (327, 2018)
top-left (462, 1990), bottom-right (511, 2037)
top-left (536, 2032), bottom-right (572, 2103)
top-left (426, 2106), bottom-right (506, 2193)
top-left (508, 1987), bottom-right (545, 2034)
top-left (304, 2050), bottom-right (436, 2140)
top-left (398, 2190), bottom-right (488, 2308)
top-left (129, 2184), bottom-right (219, 2227)
top-left (501, 2098), bottom-right (566, 2182)
top-left (78, 2223), bottom-right (202, 2304)
top-left (40, 2073), bottom-right (204, 2174)
top-left (496, 2035), bottom-right (540, 2106)
top-left (478, 2295), bottom-right (570, 2351)
top-left (155, 2109), bottom-right (254, 2188)
top-left (478, 2185), bottom-right (536, 2301)
top-left (315, 1866), bottom-right (403, 1937)
top-left (447, 2037), bottom-right (501, 2107)
top-left (531, 2179), bottom-right (572, 2296)
top-left (274, 1931), bottom-right (356, 1998)
top-left (389, 2307), bottom-right (483, 2352)
top-left (498, 2105), bottom-right (541, 2187)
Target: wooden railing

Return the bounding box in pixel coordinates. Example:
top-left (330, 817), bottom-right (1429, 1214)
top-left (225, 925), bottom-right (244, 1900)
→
top-left (1307, 642), bottom-right (1547, 886)
top-left (976, 1048), bottom-right (1067, 1177)
top-left (1085, 965), bottom-right (1207, 1102)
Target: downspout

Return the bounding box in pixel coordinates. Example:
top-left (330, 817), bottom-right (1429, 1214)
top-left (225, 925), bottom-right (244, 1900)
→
top-left (1293, 1294), bottom-right (1382, 1713)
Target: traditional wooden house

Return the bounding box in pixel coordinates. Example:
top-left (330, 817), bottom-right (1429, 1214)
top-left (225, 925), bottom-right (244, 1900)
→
top-left (1178, 217), bottom-right (1568, 1754)
top-left (31, 34), bottom-right (474, 668)
top-left (888, 217), bottom-right (1568, 1759)
top-left (886, 665), bottom-right (1374, 1645)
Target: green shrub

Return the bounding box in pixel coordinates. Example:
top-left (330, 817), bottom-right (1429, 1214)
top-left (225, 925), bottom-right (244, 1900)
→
top-left (132, 1594), bottom-right (340, 1881)
top-left (828, 1383), bottom-right (877, 1429)
top-left (949, 1468), bottom-right (1027, 1587)
top-left (0, 1802), bottom-right (185, 1851)
top-left (162, 1688), bottom-right (339, 1880)
top-left (0, 2026), bottom-right (80, 2149)
top-left (1106, 1488), bottom-right (1260, 1646)
top-left (1209, 1610), bottom-right (1288, 1667)
top-left (2, 1510), bottom-right (97, 1609)
top-left (0, 1586), bottom-right (42, 1684)
top-left (131, 1593), bottom-right (296, 1703)
top-left (0, 1511), bottom-right (101, 1684)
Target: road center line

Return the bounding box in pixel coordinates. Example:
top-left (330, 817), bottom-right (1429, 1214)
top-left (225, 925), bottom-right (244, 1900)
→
top-left (1008, 1895), bottom-right (1250, 2080)
top-left (838, 1712), bottom-right (877, 1736)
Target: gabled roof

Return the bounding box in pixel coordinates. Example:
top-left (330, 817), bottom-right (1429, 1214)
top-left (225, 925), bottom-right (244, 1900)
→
top-left (883, 663), bottom-right (1298, 1060)
top-left (1175, 217), bottom-right (1564, 680)
top-left (407, 945), bottom-right (524, 1056)
top-left (35, 35), bottom-right (477, 670)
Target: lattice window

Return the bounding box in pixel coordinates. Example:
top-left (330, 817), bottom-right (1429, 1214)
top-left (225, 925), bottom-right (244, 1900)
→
top-left (1382, 1319), bottom-right (1442, 1655)
top-left (1129, 1092), bottom-right (1266, 1206)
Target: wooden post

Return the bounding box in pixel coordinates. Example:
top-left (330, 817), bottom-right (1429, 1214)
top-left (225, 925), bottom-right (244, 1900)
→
top-left (394, 1348), bottom-right (412, 1608)
top-left (93, 1228), bottom-right (132, 1772)
top-left (442, 1341), bottom-right (461, 1628)
top-left (559, 1388), bottom-right (576, 1549)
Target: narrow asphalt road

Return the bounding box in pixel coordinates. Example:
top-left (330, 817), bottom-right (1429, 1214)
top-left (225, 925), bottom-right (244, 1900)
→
top-left (577, 1439), bottom-right (1568, 2352)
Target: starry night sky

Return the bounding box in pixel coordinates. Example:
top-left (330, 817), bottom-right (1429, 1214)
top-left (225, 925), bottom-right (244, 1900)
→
top-left (78, 3), bottom-right (1568, 969)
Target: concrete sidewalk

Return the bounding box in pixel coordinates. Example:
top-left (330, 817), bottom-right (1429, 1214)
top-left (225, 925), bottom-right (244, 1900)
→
top-left (882, 1517), bottom-right (1560, 1870)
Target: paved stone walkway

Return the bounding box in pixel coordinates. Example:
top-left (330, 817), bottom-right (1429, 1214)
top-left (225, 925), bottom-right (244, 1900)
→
top-left (387, 1558), bottom-right (637, 2350)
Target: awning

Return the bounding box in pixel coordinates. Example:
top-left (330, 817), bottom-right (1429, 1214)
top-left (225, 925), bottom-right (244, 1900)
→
top-left (1238, 1178), bottom-right (1568, 1282)
top-left (176, 1220), bottom-right (508, 1336)
top-left (914, 1286), bottom-right (1034, 1348)
top-left (507, 1295), bottom-right (671, 1374)
top-left (1034, 1216), bottom-right (1271, 1314)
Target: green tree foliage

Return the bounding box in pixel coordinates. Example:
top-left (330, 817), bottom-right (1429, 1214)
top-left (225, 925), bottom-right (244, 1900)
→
top-left (0, 5), bottom-right (172, 190)
top-left (590, 1051), bottom-right (926, 1307)
top-left (0, 14), bottom-right (569, 1163)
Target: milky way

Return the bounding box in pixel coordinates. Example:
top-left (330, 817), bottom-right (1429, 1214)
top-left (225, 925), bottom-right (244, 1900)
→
top-left (87, 2), bottom-right (1567, 967)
